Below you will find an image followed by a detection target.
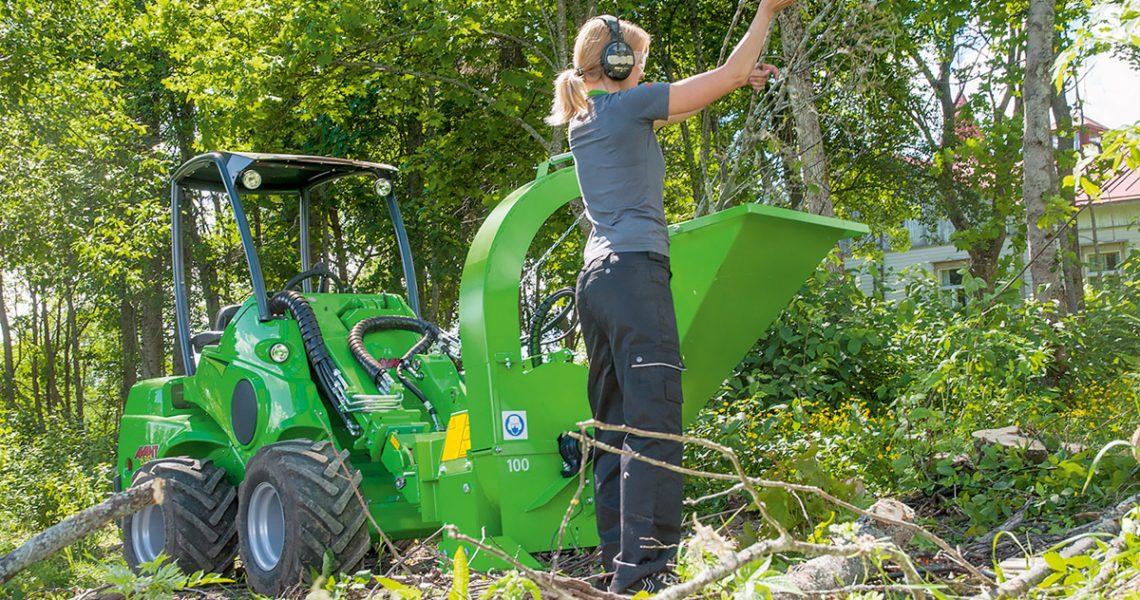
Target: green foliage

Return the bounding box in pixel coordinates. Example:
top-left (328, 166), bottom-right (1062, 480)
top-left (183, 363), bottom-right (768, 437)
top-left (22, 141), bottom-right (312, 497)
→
top-left (0, 413), bottom-right (113, 533)
top-left (448, 546), bottom-right (470, 600)
top-left (105, 554), bottom-right (231, 600)
top-left (1020, 506), bottom-right (1140, 597)
top-left (689, 255), bottom-right (1140, 535)
top-left (374, 576), bottom-right (425, 600)
top-left (307, 570), bottom-right (386, 600)
top-left (478, 571), bottom-right (543, 600)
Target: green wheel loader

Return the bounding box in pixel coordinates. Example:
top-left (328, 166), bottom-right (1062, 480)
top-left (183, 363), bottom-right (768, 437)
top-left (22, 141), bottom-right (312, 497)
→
top-left (116, 151), bottom-right (867, 595)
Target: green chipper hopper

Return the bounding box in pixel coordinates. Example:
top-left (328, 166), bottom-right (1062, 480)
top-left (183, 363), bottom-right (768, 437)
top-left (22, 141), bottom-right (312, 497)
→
top-left (115, 151), bottom-right (867, 595)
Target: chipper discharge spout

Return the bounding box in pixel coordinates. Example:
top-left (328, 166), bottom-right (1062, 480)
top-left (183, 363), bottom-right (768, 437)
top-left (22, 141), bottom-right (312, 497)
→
top-left (443, 153), bottom-right (869, 566)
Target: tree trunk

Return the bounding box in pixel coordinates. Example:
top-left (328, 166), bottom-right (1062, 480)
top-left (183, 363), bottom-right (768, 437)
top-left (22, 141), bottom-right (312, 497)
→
top-left (1052, 84), bottom-right (1084, 313)
top-left (185, 194), bottom-right (221, 322)
top-left (682, 0), bottom-right (707, 211)
top-left (327, 206), bottom-right (350, 285)
top-left (778, 9), bottom-right (833, 218)
top-left (0, 270), bottom-right (15, 408)
top-left (139, 254), bottom-right (165, 379)
top-left (62, 302), bottom-right (71, 420)
top-left (30, 284), bottom-right (42, 427)
top-left (67, 292), bottom-right (83, 420)
top-left (0, 479), bottom-right (165, 584)
top-left (119, 290), bottom-right (139, 405)
top-left (43, 295), bottom-right (59, 416)
top-left (1024, 0), bottom-right (1063, 306)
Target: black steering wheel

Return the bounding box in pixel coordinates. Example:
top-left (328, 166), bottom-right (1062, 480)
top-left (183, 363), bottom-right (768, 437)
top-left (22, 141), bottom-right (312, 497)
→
top-left (282, 262), bottom-right (345, 294)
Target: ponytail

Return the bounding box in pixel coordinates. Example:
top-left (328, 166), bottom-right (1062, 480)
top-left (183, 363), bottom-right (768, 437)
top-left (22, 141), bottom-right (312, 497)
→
top-left (546, 68), bottom-right (591, 126)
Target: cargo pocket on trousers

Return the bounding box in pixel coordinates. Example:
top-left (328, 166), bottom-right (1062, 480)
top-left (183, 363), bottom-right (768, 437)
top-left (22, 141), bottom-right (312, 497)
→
top-left (628, 346), bottom-right (686, 407)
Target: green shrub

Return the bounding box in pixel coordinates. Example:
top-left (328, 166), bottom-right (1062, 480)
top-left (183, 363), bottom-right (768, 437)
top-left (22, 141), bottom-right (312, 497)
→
top-left (687, 253), bottom-right (1140, 534)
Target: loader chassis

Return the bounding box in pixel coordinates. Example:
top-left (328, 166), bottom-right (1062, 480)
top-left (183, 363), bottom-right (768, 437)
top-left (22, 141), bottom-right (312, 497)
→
top-left (117, 151), bottom-right (867, 593)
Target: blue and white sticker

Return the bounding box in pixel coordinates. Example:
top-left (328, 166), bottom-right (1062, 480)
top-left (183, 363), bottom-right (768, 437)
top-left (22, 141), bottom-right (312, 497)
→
top-left (502, 411), bottom-right (528, 440)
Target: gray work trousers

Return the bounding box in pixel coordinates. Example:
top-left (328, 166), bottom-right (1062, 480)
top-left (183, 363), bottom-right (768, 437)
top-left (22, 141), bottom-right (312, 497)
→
top-left (576, 251), bottom-right (685, 593)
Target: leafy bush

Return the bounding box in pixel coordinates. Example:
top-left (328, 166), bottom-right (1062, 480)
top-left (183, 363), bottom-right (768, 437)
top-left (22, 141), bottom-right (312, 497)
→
top-left (0, 413), bottom-right (114, 534)
top-left (687, 253), bottom-right (1140, 534)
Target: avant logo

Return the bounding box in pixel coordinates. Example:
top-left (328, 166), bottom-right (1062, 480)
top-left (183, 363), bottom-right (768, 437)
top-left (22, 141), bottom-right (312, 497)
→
top-left (134, 444), bottom-right (159, 465)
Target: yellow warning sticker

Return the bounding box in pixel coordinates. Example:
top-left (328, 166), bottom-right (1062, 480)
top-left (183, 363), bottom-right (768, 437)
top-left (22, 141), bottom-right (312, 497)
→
top-left (441, 412), bottom-right (471, 462)
top-left (390, 434), bottom-right (401, 450)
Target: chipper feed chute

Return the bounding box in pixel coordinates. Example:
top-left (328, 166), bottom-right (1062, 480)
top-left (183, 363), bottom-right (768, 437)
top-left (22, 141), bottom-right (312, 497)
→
top-left (669, 204), bottom-right (869, 425)
top-left (447, 154), bottom-right (868, 566)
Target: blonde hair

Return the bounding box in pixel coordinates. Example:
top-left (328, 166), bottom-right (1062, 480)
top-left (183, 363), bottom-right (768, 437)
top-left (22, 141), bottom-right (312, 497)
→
top-left (545, 16), bottom-right (650, 126)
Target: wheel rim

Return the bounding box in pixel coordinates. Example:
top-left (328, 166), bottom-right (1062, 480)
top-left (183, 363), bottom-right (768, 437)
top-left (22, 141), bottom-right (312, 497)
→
top-left (247, 481), bottom-right (285, 571)
top-left (131, 504), bottom-right (165, 564)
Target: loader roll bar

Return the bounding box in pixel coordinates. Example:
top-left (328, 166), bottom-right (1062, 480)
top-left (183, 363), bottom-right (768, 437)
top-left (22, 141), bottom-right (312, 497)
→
top-left (171, 151), bottom-right (419, 375)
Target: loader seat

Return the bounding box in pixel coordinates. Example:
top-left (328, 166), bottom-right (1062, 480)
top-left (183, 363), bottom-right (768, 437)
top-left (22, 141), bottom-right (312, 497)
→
top-left (188, 305), bottom-right (242, 354)
top-left (214, 304), bottom-right (242, 331)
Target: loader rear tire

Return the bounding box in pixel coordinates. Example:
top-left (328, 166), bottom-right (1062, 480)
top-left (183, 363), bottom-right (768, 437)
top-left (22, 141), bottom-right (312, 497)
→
top-left (237, 440), bottom-right (371, 596)
top-left (121, 458), bottom-right (239, 575)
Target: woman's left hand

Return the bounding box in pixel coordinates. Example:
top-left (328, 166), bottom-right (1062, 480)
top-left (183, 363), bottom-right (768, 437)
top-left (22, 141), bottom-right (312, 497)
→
top-left (747, 63), bottom-right (780, 91)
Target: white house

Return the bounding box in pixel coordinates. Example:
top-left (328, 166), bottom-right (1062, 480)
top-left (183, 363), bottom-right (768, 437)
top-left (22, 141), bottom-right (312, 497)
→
top-left (847, 118), bottom-right (1139, 301)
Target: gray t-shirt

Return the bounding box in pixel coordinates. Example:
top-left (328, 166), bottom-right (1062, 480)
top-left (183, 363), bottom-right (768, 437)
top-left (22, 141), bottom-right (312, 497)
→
top-left (569, 83), bottom-right (671, 264)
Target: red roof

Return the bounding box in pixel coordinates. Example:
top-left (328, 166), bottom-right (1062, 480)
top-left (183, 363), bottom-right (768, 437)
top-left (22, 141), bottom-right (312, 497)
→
top-left (1076, 168), bottom-right (1140, 205)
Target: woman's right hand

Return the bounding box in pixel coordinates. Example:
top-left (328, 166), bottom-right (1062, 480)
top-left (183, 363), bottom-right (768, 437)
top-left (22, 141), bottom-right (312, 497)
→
top-left (759, 0), bottom-right (796, 17)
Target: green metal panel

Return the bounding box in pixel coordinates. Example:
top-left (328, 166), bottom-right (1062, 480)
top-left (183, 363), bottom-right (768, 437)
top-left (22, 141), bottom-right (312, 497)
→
top-left (669, 204), bottom-right (869, 424)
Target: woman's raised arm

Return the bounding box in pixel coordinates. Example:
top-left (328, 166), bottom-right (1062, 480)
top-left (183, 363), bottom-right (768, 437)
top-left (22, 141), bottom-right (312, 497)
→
top-left (666, 0), bottom-right (795, 116)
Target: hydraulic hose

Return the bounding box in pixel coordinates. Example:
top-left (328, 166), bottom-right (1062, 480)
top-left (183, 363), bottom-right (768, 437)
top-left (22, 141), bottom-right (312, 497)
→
top-left (269, 290), bottom-right (361, 435)
top-left (348, 316), bottom-right (443, 431)
top-left (527, 287), bottom-right (576, 367)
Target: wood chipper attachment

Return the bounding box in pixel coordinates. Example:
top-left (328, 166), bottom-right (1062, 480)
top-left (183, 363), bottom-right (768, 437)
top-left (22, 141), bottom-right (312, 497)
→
top-left (115, 151), bottom-right (867, 594)
top-left (443, 153), bottom-right (868, 567)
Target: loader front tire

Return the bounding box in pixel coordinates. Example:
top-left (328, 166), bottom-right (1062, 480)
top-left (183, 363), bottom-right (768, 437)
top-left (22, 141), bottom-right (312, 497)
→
top-left (237, 440), bottom-right (371, 596)
top-left (122, 457), bottom-right (239, 574)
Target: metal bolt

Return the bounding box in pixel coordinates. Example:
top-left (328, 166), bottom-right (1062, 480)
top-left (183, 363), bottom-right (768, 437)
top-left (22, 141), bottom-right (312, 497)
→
top-left (462, 483), bottom-right (471, 494)
top-left (586, 497), bottom-right (593, 505)
top-left (636, 356), bottom-right (643, 363)
top-left (494, 446), bottom-right (502, 454)
top-left (395, 477), bottom-right (406, 489)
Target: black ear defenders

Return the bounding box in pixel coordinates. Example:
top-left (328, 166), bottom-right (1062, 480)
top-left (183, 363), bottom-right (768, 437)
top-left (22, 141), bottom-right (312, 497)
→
top-left (599, 15), bottom-right (636, 81)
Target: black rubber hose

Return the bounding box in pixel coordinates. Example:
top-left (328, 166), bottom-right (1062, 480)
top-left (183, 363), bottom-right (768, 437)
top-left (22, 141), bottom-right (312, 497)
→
top-left (269, 290), bottom-right (360, 435)
top-left (348, 316), bottom-right (443, 431)
top-left (528, 287), bottom-right (576, 367)
top-left (348, 316), bottom-right (438, 383)
top-left (396, 365), bottom-right (443, 432)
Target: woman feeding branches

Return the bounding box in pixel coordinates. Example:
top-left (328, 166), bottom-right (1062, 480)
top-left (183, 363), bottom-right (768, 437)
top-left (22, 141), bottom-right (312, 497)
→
top-left (545, 0), bottom-right (794, 594)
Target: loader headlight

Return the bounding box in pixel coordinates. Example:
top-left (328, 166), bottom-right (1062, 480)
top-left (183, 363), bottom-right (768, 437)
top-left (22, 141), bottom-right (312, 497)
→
top-left (374, 177), bottom-right (392, 197)
top-left (269, 343), bottom-right (290, 363)
top-left (241, 169), bottom-right (263, 190)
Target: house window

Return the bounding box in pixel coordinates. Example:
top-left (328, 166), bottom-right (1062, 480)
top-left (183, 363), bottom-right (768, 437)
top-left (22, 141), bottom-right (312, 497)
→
top-left (935, 261), bottom-right (969, 306)
top-left (1084, 245), bottom-right (1124, 284)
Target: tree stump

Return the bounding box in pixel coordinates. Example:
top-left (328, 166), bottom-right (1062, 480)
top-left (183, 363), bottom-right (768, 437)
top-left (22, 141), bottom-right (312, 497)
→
top-left (972, 426), bottom-right (1049, 463)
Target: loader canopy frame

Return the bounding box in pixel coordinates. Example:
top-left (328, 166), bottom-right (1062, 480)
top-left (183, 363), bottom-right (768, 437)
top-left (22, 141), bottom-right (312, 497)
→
top-left (170, 151), bottom-right (420, 375)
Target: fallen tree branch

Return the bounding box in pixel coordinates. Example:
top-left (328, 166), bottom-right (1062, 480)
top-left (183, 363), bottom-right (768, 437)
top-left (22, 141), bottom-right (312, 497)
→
top-left (571, 420), bottom-right (994, 587)
top-left (970, 493), bottom-right (1140, 599)
top-left (444, 525), bottom-right (619, 600)
top-left (0, 478), bottom-right (165, 584)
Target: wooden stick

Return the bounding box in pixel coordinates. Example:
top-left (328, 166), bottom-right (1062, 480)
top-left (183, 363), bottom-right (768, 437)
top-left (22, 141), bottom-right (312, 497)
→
top-left (970, 493), bottom-right (1140, 599)
top-left (0, 479), bottom-right (165, 584)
